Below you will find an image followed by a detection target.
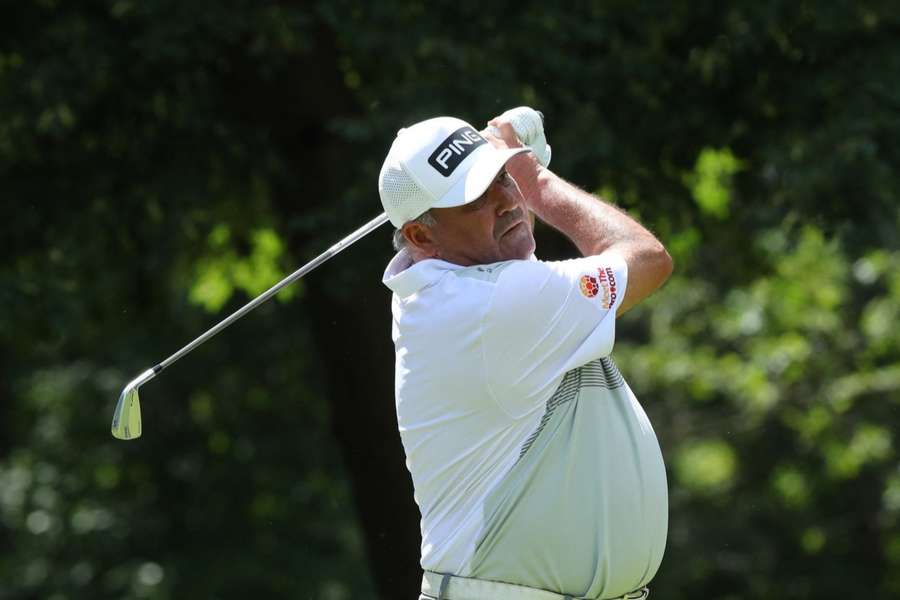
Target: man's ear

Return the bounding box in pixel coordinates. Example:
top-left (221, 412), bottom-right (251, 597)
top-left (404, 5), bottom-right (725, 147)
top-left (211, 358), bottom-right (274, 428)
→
top-left (402, 220), bottom-right (440, 259)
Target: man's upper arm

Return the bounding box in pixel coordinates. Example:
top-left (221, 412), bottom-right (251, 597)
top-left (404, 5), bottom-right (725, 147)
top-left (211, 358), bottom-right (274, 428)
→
top-left (482, 253), bottom-right (628, 419)
top-left (611, 239), bottom-right (673, 317)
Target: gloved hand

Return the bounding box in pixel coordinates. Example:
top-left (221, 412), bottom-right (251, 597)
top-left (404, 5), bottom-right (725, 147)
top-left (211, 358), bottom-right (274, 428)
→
top-left (487, 106), bottom-right (552, 168)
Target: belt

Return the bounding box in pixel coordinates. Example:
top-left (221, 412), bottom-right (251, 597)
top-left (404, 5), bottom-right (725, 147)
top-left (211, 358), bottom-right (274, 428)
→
top-left (421, 571), bottom-right (650, 600)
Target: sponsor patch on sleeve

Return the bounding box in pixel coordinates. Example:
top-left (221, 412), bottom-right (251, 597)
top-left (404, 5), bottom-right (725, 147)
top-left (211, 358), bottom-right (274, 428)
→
top-left (579, 267), bottom-right (619, 309)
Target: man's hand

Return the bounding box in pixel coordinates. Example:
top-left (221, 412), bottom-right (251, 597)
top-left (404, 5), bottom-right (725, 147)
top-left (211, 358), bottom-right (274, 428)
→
top-left (482, 112), bottom-right (548, 213)
top-left (481, 119), bottom-right (522, 151)
top-left (485, 107), bottom-right (552, 167)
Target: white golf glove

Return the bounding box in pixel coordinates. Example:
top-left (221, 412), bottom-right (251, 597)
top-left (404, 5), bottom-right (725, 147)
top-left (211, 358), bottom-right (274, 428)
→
top-left (487, 106), bottom-right (552, 168)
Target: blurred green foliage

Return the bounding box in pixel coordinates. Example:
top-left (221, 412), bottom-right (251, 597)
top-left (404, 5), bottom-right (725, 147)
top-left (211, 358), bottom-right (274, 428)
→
top-left (189, 225), bottom-right (296, 312)
top-left (686, 148), bottom-right (742, 219)
top-left (2, 1), bottom-right (899, 599)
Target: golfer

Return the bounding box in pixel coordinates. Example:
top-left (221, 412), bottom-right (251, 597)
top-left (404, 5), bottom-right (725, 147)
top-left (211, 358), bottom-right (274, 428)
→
top-left (379, 110), bottom-right (672, 600)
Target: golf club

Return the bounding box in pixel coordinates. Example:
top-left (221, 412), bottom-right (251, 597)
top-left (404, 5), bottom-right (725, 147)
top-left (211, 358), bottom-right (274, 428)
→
top-left (111, 211), bottom-right (390, 440)
top-left (112, 106), bottom-right (549, 441)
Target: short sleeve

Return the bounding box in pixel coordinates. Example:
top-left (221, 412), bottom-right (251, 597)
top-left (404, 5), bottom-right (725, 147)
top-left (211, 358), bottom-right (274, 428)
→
top-left (482, 252), bottom-right (628, 419)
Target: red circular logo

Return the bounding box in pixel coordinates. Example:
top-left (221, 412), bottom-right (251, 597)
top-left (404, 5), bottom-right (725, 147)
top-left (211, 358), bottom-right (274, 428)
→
top-left (580, 275), bottom-right (599, 298)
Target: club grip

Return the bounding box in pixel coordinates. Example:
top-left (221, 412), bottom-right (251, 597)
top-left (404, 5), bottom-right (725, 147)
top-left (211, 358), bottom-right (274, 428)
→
top-left (487, 106), bottom-right (552, 167)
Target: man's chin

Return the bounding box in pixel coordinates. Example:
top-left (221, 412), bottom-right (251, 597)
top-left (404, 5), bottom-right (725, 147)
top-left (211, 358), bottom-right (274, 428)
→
top-left (500, 226), bottom-right (536, 260)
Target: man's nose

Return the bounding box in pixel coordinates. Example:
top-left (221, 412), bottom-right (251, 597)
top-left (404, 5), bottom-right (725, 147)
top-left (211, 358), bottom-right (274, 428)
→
top-left (492, 182), bottom-right (518, 215)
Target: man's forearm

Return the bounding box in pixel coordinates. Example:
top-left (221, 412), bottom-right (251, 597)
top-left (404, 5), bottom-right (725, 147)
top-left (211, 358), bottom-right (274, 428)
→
top-left (506, 153), bottom-right (673, 314)
top-left (506, 154), bottom-right (649, 255)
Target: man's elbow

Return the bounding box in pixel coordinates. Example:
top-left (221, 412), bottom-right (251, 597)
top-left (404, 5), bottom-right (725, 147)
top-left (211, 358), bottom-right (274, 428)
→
top-left (647, 240), bottom-right (673, 290)
top-left (615, 241), bottom-right (673, 317)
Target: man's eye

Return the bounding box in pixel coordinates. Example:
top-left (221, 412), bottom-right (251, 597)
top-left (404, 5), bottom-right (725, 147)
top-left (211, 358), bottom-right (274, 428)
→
top-left (499, 171), bottom-right (511, 185)
top-left (466, 195), bottom-right (487, 211)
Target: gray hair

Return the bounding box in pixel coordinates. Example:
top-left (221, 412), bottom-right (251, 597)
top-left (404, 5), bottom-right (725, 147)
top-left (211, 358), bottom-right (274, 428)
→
top-left (392, 210), bottom-right (437, 251)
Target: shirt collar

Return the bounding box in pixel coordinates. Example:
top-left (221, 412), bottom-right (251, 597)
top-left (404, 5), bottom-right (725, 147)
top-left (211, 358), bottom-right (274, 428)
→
top-left (382, 249), bottom-right (463, 299)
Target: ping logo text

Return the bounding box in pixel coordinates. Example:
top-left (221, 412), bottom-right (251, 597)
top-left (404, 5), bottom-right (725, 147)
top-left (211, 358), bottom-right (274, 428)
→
top-left (428, 127), bottom-right (487, 176)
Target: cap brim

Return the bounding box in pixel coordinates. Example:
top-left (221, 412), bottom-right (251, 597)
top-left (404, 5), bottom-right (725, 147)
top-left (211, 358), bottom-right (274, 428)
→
top-left (431, 146), bottom-right (531, 209)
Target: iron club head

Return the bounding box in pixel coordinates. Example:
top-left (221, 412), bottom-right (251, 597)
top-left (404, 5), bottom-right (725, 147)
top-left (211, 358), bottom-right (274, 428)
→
top-left (111, 368), bottom-right (157, 440)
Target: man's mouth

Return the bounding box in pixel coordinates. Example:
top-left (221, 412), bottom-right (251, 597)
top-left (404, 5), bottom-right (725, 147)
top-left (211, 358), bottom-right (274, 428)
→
top-left (496, 208), bottom-right (526, 238)
top-left (501, 221), bottom-right (524, 237)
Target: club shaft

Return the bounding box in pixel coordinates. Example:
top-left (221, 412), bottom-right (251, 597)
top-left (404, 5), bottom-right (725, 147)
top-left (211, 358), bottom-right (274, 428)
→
top-left (155, 212), bottom-right (390, 373)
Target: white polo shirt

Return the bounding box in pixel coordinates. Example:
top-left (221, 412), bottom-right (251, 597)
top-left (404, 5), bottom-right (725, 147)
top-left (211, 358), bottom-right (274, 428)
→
top-left (383, 250), bottom-right (667, 599)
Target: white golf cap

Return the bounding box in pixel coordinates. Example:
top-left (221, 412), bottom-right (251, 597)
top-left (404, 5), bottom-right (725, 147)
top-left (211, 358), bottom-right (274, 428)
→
top-left (378, 116), bottom-right (531, 228)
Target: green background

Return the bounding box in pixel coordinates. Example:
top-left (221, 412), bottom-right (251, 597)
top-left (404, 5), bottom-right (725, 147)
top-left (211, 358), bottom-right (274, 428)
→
top-left (3, 1), bottom-right (899, 598)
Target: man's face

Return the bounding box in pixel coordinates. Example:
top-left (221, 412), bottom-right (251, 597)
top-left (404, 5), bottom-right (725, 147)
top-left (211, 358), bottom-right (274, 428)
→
top-left (423, 169), bottom-right (536, 266)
